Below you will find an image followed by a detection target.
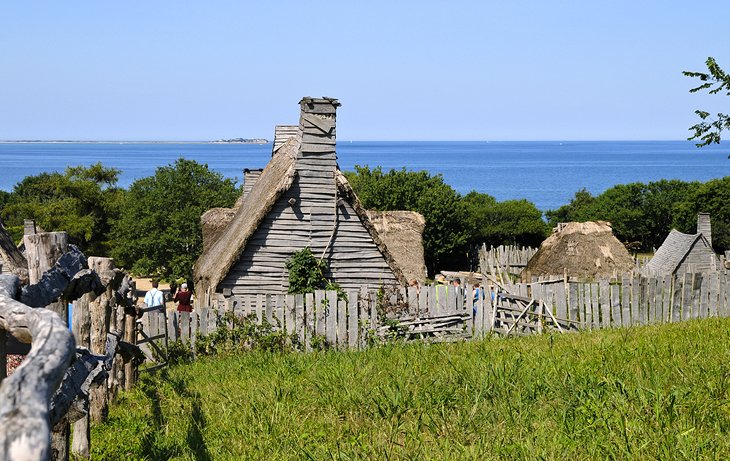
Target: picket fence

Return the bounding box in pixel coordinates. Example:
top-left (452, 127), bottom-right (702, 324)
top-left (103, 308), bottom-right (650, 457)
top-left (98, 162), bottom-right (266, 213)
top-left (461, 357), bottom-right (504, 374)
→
top-left (137, 270), bottom-right (730, 357)
top-left (479, 244), bottom-right (537, 276)
top-left (142, 284), bottom-right (492, 353)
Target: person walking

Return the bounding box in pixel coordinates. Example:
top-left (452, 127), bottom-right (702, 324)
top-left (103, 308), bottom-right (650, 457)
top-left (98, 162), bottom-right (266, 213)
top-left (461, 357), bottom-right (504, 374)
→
top-left (173, 283), bottom-right (193, 312)
top-left (144, 280), bottom-right (165, 312)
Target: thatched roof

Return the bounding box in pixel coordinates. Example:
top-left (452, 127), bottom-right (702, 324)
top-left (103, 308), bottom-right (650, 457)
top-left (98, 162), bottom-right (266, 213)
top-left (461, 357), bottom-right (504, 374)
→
top-left (200, 207), bottom-right (237, 253)
top-left (523, 221), bottom-right (635, 279)
top-left (194, 137), bottom-right (299, 296)
top-left (366, 210), bottom-right (427, 282)
top-left (643, 230), bottom-right (714, 276)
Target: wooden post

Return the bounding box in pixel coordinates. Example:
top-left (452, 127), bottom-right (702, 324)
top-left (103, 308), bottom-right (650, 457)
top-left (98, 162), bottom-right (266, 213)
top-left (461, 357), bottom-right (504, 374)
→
top-left (87, 257), bottom-right (115, 423)
top-left (124, 279), bottom-right (137, 391)
top-left (0, 328), bottom-right (6, 384)
top-left (71, 298), bottom-right (91, 459)
top-left (0, 217), bottom-right (29, 284)
top-left (112, 301), bottom-right (126, 397)
top-left (51, 419), bottom-right (70, 461)
top-left (24, 231), bottom-right (69, 320)
top-left (23, 231), bottom-right (71, 461)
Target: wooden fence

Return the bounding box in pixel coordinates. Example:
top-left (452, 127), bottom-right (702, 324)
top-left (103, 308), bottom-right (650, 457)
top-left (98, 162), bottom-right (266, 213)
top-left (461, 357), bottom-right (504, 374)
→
top-left (523, 271), bottom-right (730, 329)
top-left (143, 270), bottom-right (730, 353)
top-left (479, 244), bottom-right (537, 276)
top-left (145, 284), bottom-right (493, 352)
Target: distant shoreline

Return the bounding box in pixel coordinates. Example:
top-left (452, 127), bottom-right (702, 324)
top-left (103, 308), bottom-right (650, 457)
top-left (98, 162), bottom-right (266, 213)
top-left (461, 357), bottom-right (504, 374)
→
top-left (0, 140), bottom-right (270, 145)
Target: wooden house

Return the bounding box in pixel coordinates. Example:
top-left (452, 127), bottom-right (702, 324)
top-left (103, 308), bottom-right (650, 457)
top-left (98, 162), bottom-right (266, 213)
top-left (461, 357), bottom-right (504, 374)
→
top-left (643, 213), bottom-right (718, 276)
top-left (194, 97), bottom-right (410, 305)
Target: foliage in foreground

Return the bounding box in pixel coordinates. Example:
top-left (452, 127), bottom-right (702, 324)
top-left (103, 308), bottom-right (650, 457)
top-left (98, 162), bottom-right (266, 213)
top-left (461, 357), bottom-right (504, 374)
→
top-left (92, 318), bottom-right (730, 460)
top-left (683, 57), bottom-right (729, 153)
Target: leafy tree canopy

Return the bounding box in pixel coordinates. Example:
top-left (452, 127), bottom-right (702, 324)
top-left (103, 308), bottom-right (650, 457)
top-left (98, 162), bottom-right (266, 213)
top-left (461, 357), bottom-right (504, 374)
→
top-left (1, 163), bottom-right (122, 255)
top-left (684, 57), bottom-right (730, 155)
top-left (546, 178), bottom-right (728, 253)
top-left (345, 166), bottom-right (469, 274)
top-left (345, 166), bottom-right (549, 274)
top-left (110, 158), bottom-right (239, 281)
top-left (463, 192), bottom-right (548, 248)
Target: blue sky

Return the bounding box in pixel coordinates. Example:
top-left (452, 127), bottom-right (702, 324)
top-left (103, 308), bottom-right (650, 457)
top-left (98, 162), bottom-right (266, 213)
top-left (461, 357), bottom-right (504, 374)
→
top-left (1, 1), bottom-right (728, 141)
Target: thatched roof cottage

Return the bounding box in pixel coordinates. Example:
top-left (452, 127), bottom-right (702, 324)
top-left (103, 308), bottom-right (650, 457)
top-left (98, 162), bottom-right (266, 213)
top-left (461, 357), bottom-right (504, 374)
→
top-left (643, 213), bottom-right (718, 276)
top-left (194, 97), bottom-right (412, 305)
top-left (523, 221), bottom-right (635, 279)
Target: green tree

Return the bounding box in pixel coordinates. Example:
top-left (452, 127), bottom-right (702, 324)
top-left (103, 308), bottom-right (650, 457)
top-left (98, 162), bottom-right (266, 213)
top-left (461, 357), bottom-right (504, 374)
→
top-left (672, 177), bottom-right (730, 252)
top-left (1, 163), bottom-right (122, 255)
top-left (683, 57), bottom-right (730, 154)
top-left (345, 166), bottom-right (469, 274)
top-left (544, 188), bottom-right (595, 224)
top-left (463, 192), bottom-right (548, 248)
top-left (110, 158), bottom-right (239, 281)
top-left (546, 180), bottom-right (699, 251)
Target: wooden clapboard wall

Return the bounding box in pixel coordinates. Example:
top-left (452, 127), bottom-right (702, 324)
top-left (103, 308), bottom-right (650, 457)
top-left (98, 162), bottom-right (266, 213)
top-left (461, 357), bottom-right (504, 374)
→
top-left (218, 98), bottom-right (397, 296)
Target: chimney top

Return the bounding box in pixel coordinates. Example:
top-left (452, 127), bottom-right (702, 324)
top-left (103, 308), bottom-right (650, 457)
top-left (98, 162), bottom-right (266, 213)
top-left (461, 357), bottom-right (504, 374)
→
top-left (697, 212), bottom-right (712, 247)
top-left (299, 97), bottom-right (340, 114)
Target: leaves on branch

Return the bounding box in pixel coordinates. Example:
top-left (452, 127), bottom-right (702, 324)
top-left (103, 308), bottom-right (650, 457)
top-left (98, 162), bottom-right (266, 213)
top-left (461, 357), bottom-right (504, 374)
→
top-left (684, 57), bottom-right (730, 152)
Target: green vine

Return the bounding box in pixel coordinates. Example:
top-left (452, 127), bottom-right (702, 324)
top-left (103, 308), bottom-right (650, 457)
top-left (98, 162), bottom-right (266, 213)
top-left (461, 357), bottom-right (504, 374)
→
top-left (286, 247), bottom-right (346, 299)
top-left (285, 247), bottom-right (329, 293)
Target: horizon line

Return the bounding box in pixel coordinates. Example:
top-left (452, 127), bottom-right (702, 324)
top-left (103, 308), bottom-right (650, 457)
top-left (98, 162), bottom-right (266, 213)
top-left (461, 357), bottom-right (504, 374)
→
top-left (0, 139), bottom-right (707, 144)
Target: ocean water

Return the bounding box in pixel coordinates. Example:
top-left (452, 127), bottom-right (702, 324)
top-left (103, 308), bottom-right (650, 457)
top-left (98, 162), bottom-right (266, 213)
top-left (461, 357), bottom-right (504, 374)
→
top-left (0, 141), bottom-right (727, 211)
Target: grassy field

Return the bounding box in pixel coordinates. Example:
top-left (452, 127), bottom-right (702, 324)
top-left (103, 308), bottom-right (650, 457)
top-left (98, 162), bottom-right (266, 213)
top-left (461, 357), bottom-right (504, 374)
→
top-left (91, 318), bottom-right (730, 460)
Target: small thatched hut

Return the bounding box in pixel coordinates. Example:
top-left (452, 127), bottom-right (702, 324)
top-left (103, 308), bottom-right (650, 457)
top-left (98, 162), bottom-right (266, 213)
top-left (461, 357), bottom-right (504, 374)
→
top-left (194, 97), bottom-right (410, 306)
top-left (523, 221), bottom-right (635, 279)
top-left (366, 211), bottom-right (427, 283)
top-left (643, 214), bottom-right (718, 276)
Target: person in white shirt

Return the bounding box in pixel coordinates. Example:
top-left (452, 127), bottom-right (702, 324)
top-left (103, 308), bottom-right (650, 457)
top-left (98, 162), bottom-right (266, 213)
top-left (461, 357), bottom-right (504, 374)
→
top-left (144, 280), bottom-right (165, 311)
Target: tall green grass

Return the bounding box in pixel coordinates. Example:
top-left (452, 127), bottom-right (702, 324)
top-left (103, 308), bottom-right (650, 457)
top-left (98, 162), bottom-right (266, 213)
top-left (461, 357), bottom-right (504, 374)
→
top-left (91, 318), bottom-right (730, 460)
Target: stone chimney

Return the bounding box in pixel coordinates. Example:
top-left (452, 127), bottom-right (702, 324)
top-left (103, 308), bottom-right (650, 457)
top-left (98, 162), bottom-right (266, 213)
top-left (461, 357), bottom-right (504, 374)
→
top-left (697, 212), bottom-right (712, 247)
top-left (297, 97), bottom-right (340, 171)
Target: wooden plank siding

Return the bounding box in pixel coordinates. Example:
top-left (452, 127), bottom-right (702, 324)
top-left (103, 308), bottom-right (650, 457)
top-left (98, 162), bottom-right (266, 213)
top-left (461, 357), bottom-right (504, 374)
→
top-left (218, 98), bottom-right (398, 297)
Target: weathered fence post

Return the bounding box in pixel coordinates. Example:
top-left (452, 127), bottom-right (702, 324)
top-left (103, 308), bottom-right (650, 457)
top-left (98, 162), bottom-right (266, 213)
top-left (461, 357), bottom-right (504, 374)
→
top-left (124, 279), bottom-right (137, 390)
top-left (71, 297), bottom-right (91, 459)
top-left (24, 231), bottom-right (71, 461)
top-left (0, 328), bottom-right (6, 383)
top-left (24, 231), bottom-right (70, 320)
top-left (87, 257), bottom-right (116, 422)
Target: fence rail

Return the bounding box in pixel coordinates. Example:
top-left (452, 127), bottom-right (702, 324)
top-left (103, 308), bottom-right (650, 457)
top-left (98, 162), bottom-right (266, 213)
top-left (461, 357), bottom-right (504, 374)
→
top-left (144, 270), bottom-right (730, 353)
top-left (147, 285), bottom-right (494, 351)
top-left (479, 244), bottom-right (537, 276)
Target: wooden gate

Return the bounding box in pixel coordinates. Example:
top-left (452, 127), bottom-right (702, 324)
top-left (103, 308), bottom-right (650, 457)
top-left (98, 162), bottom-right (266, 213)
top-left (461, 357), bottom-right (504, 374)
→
top-left (137, 305), bottom-right (168, 372)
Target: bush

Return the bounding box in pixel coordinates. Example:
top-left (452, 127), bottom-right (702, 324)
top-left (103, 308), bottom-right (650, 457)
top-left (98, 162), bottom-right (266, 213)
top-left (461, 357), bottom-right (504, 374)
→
top-left (195, 312), bottom-right (299, 356)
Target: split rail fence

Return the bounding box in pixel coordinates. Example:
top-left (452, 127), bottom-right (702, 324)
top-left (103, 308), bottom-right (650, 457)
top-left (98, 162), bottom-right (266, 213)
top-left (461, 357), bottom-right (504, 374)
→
top-left (140, 270), bottom-right (730, 355)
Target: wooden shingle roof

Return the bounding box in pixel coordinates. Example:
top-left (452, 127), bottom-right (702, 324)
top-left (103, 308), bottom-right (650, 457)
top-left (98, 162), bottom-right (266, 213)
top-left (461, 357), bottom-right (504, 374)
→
top-left (643, 230), bottom-right (710, 275)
